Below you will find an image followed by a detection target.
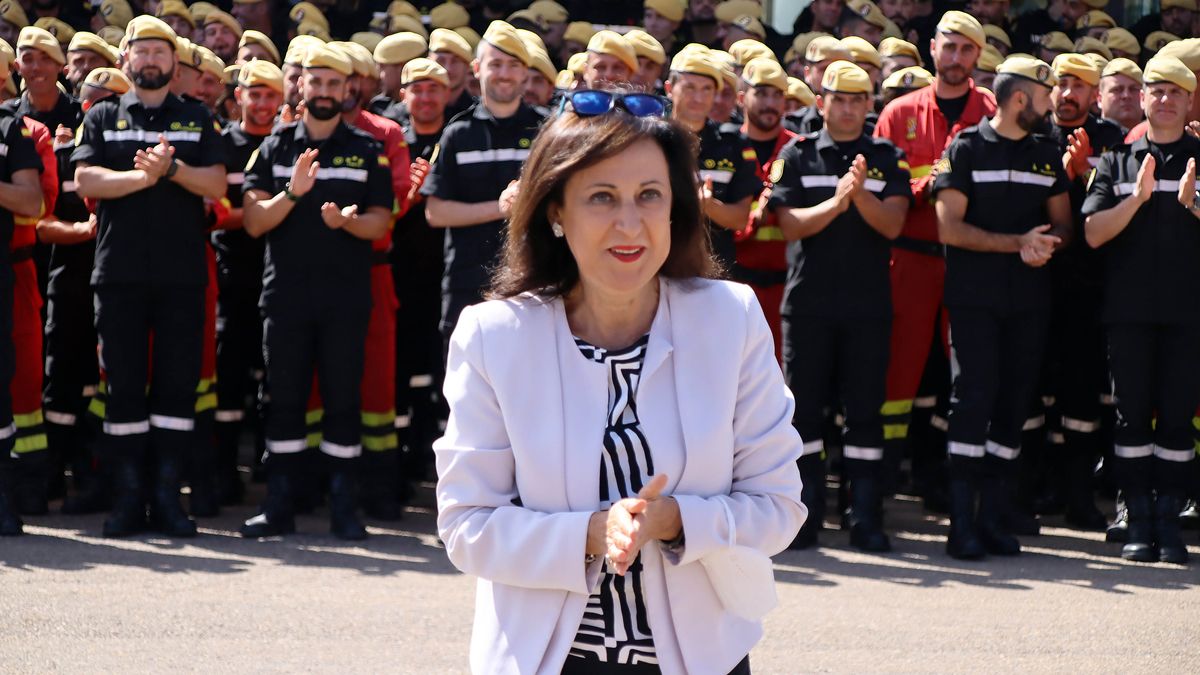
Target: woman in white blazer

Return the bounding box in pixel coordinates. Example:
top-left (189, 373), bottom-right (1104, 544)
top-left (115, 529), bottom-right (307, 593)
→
top-left (435, 91), bottom-right (807, 675)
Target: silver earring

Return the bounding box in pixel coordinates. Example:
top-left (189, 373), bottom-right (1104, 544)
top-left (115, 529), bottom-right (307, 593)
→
top-left (551, 222), bottom-right (564, 238)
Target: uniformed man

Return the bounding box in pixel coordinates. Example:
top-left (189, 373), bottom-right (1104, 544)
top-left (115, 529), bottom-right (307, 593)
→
top-left (393, 57), bottom-right (451, 502)
top-left (1033, 53), bottom-right (1126, 531)
top-left (429, 28), bottom-right (477, 121)
top-left (624, 29), bottom-right (666, 94)
top-left (367, 31), bottom-right (428, 124)
top-left (422, 21), bottom-right (544, 352)
top-left (873, 12), bottom-right (996, 511)
top-left (72, 16), bottom-right (227, 538)
top-left (209, 59), bottom-right (283, 508)
top-left (64, 31), bottom-right (117, 98)
top-left (5, 27), bottom-right (84, 515)
top-left (783, 37), bottom-right (852, 135)
top-left (770, 61), bottom-right (911, 551)
top-left (665, 46), bottom-right (760, 272)
top-left (1098, 58), bottom-right (1145, 133)
top-left (933, 56), bottom-right (1072, 559)
top-left (1081, 56), bottom-right (1200, 565)
top-left (241, 44), bottom-right (393, 540)
top-left (200, 9), bottom-right (240, 64)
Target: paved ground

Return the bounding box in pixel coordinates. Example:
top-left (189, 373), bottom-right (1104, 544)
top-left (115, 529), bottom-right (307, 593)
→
top-left (1, 484), bottom-right (1197, 673)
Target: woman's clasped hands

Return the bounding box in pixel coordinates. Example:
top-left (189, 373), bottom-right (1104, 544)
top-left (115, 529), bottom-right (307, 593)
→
top-left (587, 474), bottom-right (682, 576)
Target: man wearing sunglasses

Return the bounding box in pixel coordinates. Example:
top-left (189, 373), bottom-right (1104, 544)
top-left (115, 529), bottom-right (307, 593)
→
top-left (666, 46), bottom-right (761, 272)
top-left (422, 22), bottom-right (546, 356)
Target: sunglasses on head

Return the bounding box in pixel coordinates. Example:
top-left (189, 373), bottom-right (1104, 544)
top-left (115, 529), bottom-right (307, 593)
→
top-left (559, 89), bottom-right (670, 118)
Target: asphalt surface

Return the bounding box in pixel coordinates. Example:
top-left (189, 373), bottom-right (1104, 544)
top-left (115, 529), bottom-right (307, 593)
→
top-left (1, 484), bottom-right (1197, 673)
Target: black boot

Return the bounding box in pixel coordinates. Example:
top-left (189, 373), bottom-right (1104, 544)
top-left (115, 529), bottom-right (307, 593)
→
top-left (13, 450), bottom-right (51, 515)
top-left (1179, 499), bottom-right (1199, 530)
top-left (62, 429), bottom-right (112, 514)
top-left (1120, 493), bottom-right (1156, 562)
top-left (187, 428), bottom-right (220, 518)
top-left (149, 448), bottom-right (198, 537)
top-left (214, 420), bottom-right (244, 506)
top-left (1106, 492), bottom-right (1129, 543)
top-left (240, 457), bottom-right (297, 537)
top-left (978, 468), bottom-right (1021, 556)
top-left (361, 450), bottom-right (404, 521)
top-left (1001, 451), bottom-right (1040, 537)
top-left (1063, 443), bottom-right (1107, 530)
top-left (329, 459), bottom-right (368, 541)
top-left (846, 460), bottom-right (890, 552)
top-left (946, 477), bottom-right (985, 560)
top-left (102, 457), bottom-right (148, 538)
top-left (1155, 493), bottom-right (1189, 565)
top-left (789, 453), bottom-right (825, 549)
top-left (0, 460), bottom-right (24, 536)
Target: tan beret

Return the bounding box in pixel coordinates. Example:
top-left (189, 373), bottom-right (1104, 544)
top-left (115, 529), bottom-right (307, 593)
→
top-left (822, 59), bottom-right (872, 94)
top-left (786, 76), bottom-right (815, 105)
top-left (402, 56), bottom-right (449, 86)
top-left (728, 37), bottom-right (775, 66)
top-left (429, 27), bottom-right (471, 64)
top-left (1052, 52), bottom-right (1101, 86)
top-left (289, 3), bottom-right (328, 32)
top-left (1162, 0), bottom-right (1198, 10)
top-left (669, 49), bottom-right (724, 91)
top-left (84, 65), bottom-right (131, 94)
top-left (431, 2), bottom-right (470, 30)
top-left (506, 9), bottom-right (548, 31)
top-left (97, 25), bottom-right (124, 47)
top-left (806, 35), bottom-right (849, 63)
top-left (454, 26), bottom-right (481, 50)
top-left (156, 0), bottom-right (195, 27)
top-left (1077, 10), bottom-right (1116, 30)
top-left (567, 51), bottom-right (586, 75)
top-left (529, 0), bottom-right (569, 23)
top-left (1143, 55), bottom-right (1197, 92)
top-left (623, 29), bottom-right (666, 65)
top-left (125, 15), bottom-right (176, 47)
top-left (188, 1), bottom-right (219, 24)
top-left (1074, 36), bottom-right (1112, 61)
top-left (1101, 57), bottom-right (1143, 84)
top-left (284, 34), bottom-right (324, 64)
top-left (997, 55), bottom-right (1057, 87)
top-left (644, 0), bottom-right (685, 22)
top-left (350, 32), bottom-right (382, 54)
top-left (1144, 31), bottom-right (1181, 54)
top-left (841, 36), bottom-right (882, 69)
top-left (846, 0), bottom-right (889, 30)
top-left (375, 31), bottom-right (426, 65)
top-left (238, 57), bottom-right (283, 92)
top-left (196, 45), bottom-right (227, 81)
top-left (482, 20), bottom-right (531, 67)
top-left (587, 29), bottom-right (637, 72)
top-left (68, 31), bottom-right (117, 63)
top-left (240, 29), bottom-right (280, 64)
top-left (882, 65), bottom-right (933, 91)
top-left (563, 21), bottom-right (595, 45)
top-left (742, 55), bottom-right (787, 91)
top-left (0, 0), bottom-right (26, 29)
top-left (297, 21), bottom-right (331, 42)
top-left (516, 27), bottom-right (546, 54)
top-left (714, 0), bottom-right (762, 22)
top-left (330, 41), bottom-right (374, 78)
top-left (1156, 37), bottom-right (1200, 70)
top-left (982, 24), bottom-right (1011, 49)
top-left (937, 10), bottom-right (985, 49)
top-left (387, 0), bottom-right (420, 18)
top-left (34, 17), bottom-right (74, 45)
top-left (303, 43), bottom-right (352, 76)
top-left (390, 14), bottom-right (428, 40)
top-left (976, 45), bottom-right (1003, 73)
top-left (204, 9), bottom-right (242, 38)
top-left (527, 45), bottom-right (556, 82)
top-left (879, 37), bottom-right (922, 65)
top-left (727, 14), bottom-right (766, 40)
top-left (1040, 31), bottom-right (1074, 53)
top-left (97, 0), bottom-right (131, 29)
top-left (18, 26), bottom-right (65, 64)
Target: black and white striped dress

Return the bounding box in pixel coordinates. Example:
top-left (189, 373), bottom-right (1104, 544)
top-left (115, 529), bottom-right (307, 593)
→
top-left (567, 334), bottom-right (658, 668)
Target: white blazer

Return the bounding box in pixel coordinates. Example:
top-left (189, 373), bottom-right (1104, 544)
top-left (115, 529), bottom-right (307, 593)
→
top-left (435, 277), bottom-right (807, 675)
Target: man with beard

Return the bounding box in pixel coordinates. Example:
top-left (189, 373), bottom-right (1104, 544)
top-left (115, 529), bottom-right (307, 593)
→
top-left (733, 57), bottom-right (796, 359)
top-left (771, 60), bottom-right (911, 552)
top-left (423, 21), bottom-right (542, 352)
top-left (1099, 58), bottom-right (1144, 133)
top-left (200, 9), bottom-right (240, 64)
top-left (282, 36), bottom-right (324, 111)
top-left (1011, 0), bottom-right (1092, 54)
top-left (683, 0), bottom-right (721, 47)
top-left (873, 12), bottom-right (995, 515)
top-left (429, 28), bottom-right (478, 122)
top-left (624, 29), bottom-right (666, 94)
top-left (231, 0), bottom-right (273, 38)
top-left (933, 56), bottom-right (1072, 559)
top-left (644, 0), bottom-right (684, 56)
top-left (64, 32), bottom-right (117, 97)
top-left (367, 31), bottom-right (427, 124)
top-left (1132, 0), bottom-right (1198, 44)
top-left (72, 16), bottom-right (227, 538)
top-left (329, 40), bottom-right (412, 521)
top-left (208, 59), bottom-right (283, 509)
top-left (1081, 56), bottom-right (1200, 565)
top-left (1032, 54), bottom-right (1124, 532)
top-left (666, 47), bottom-right (760, 271)
top-left (392, 58), bottom-right (450, 501)
top-left (582, 30), bottom-right (637, 89)
top-left (783, 36), bottom-right (851, 134)
top-left (240, 45), bottom-right (393, 540)
top-left (4, 27), bottom-right (82, 514)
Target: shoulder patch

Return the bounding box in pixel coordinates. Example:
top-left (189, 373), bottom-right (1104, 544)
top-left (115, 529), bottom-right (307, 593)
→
top-left (933, 156), bottom-right (950, 175)
top-left (741, 147), bottom-right (756, 162)
top-left (429, 143), bottom-right (440, 165)
top-left (244, 147), bottom-right (259, 173)
top-left (377, 155), bottom-right (389, 167)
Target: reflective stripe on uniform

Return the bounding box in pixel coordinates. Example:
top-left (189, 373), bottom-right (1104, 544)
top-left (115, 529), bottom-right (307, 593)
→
top-left (1061, 416), bottom-right (1099, 433)
top-left (150, 414), bottom-right (194, 431)
top-left (913, 396), bottom-right (937, 409)
top-left (394, 414), bottom-right (411, 429)
top-left (801, 439), bottom-right (824, 456)
top-left (699, 169), bottom-right (734, 184)
top-left (320, 439), bottom-right (361, 458)
top-left (102, 130), bottom-right (202, 143)
top-left (800, 175), bottom-right (839, 188)
top-left (215, 409), bottom-right (245, 422)
top-left (1114, 444), bottom-right (1153, 459)
top-left (1113, 180), bottom-right (1181, 196)
top-left (456, 148), bottom-right (531, 165)
top-left (226, 172), bottom-right (245, 185)
top-left (930, 414), bottom-right (949, 432)
top-left (271, 165), bottom-right (368, 182)
top-left (409, 374), bottom-right (434, 388)
top-left (863, 178), bottom-right (887, 193)
top-left (948, 441), bottom-right (985, 458)
top-left (844, 445), bottom-right (884, 461)
top-left (44, 410), bottom-right (77, 426)
top-left (104, 419), bottom-right (150, 436)
top-left (267, 438), bottom-right (306, 454)
top-left (1022, 415), bottom-right (1045, 431)
top-left (62, 180), bottom-right (77, 193)
top-left (986, 440), bottom-right (1020, 460)
top-left (1153, 445), bottom-right (1194, 462)
top-left (971, 169), bottom-right (1056, 186)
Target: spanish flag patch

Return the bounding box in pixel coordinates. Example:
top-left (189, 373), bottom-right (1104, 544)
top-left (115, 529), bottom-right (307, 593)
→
top-left (741, 148), bottom-right (756, 162)
top-left (378, 155), bottom-right (389, 167)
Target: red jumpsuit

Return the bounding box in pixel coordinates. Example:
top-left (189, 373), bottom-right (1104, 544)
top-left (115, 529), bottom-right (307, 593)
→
top-left (305, 111), bottom-right (411, 453)
top-left (12, 118), bottom-right (57, 458)
top-left (873, 82), bottom-right (995, 441)
top-left (733, 126), bottom-right (796, 363)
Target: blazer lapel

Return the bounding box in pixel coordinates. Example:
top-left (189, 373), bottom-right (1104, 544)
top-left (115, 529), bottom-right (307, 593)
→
top-left (663, 280), bottom-right (705, 488)
top-left (555, 299), bottom-right (608, 513)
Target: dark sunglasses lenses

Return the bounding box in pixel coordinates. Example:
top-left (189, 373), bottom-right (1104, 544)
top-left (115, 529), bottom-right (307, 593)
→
top-left (621, 94), bottom-right (667, 117)
top-left (569, 90), bottom-right (615, 115)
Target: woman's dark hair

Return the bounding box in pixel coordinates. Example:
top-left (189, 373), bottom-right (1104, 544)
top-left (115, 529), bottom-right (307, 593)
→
top-left (489, 108), bottom-right (719, 299)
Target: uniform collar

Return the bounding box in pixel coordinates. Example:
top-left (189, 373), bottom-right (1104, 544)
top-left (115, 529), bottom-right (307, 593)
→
top-left (976, 117), bottom-right (1034, 145)
top-left (471, 100), bottom-right (531, 123)
top-left (815, 127), bottom-right (869, 151)
top-left (119, 88), bottom-right (181, 112)
top-left (292, 118), bottom-right (350, 146)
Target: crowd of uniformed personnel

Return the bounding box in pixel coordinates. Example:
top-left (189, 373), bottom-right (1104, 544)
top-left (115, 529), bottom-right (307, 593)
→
top-left (0, 0), bottom-right (1195, 567)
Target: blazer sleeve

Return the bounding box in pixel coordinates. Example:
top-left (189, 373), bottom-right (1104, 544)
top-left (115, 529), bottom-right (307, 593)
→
top-left (666, 289), bottom-right (807, 566)
top-left (434, 305), bottom-right (602, 594)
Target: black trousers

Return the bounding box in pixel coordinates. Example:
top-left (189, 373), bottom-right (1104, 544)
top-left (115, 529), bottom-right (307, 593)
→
top-left (43, 290), bottom-right (99, 426)
top-left (214, 280), bottom-right (263, 425)
top-left (93, 284), bottom-right (205, 459)
top-left (395, 277), bottom-right (444, 456)
top-left (440, 288), bottom-right (484, 363)
top-left (263, 285), bottom-right (370, 456)
top-left (946, 306), bottom-right (1049, 471)
top-left (1046, 287), bottom-right (1106, 436)
top-left (781, 313), bottom-right (890, 457)
top-left (0, 263), bottom-right (13, 458)
top-left (1106, 322), bottom-right (1200, 494)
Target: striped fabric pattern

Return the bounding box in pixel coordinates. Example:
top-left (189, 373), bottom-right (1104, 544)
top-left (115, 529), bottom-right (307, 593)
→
top-left (568, 334), bottom-right (658, 666)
